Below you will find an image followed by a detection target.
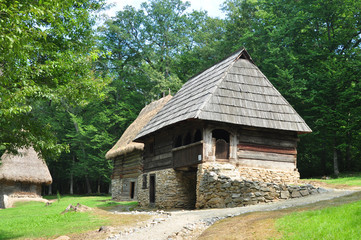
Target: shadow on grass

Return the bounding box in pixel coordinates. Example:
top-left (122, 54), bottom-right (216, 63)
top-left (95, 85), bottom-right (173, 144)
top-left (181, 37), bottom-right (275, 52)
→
top-left (95, 201), bottom-right (138, 212)
top-left (0, 230), bottom-right (23, 240)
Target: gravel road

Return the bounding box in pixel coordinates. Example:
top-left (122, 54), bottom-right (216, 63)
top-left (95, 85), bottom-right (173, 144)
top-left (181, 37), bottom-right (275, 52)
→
top-left (107, 189), bottom-right (356, 240)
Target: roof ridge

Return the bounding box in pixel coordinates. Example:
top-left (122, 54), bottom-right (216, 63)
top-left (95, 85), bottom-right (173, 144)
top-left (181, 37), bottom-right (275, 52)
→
top-left (195, 49), bottom-right (246, 118)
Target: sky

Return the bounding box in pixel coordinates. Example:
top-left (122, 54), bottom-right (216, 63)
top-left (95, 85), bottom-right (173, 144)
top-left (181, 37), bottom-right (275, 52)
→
top-left (104, 0), bottom-right (226, 19)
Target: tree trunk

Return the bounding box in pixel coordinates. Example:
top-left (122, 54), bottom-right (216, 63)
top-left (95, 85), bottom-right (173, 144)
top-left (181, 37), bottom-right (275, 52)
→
top-left (333, 140), bottom-right (339, 177)
top-left (70, 172), bottom-right (74, 195)
top-left (70, 156), bottom-right (75, 195)
top-left (346, 131), bottom-right (351, 171)
top-left (97, 177), bottom-right (101, 194)
top-left (85, 175), bottom-right (92, 194)
top-left (48, 184), bottom-right (52, 195)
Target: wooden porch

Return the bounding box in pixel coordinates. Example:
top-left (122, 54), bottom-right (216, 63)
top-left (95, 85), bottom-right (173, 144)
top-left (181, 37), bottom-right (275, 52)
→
top-left (172, 141), bottom-right (203, 169)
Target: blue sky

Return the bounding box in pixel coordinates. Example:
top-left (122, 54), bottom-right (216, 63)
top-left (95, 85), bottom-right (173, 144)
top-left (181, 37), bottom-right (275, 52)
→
top-left (104, 0), bottom-right (226, 19)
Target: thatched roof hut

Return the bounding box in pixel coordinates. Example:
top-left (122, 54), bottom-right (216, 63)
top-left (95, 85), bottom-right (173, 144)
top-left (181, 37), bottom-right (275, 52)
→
top-left (106, 95), bottom-right (172, 160)
top-left (0, 147), bottom-right (52, 185)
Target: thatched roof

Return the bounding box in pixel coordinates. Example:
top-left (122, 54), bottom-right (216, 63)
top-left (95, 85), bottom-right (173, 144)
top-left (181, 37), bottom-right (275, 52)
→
top-left (105, 95), bottom-right (172, 159)
top-left (0, 147), bottom-right (52, 185)
top-left (136, 49), bottom-right (311, 140)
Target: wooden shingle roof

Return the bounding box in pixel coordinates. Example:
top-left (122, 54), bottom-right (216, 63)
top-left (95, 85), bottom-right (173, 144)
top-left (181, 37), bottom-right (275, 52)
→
top-left (136, 49), bottom-right (311, 140)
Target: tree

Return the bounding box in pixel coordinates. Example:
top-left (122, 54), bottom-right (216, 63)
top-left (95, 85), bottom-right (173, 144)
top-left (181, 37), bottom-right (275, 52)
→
top-left (221, 0), bottom-right (361, 176)
top-left (0, 0), bottom-right (108, 155)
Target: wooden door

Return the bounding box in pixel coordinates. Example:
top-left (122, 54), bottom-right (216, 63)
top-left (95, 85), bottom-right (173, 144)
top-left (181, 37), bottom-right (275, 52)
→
top-left (215, 139), bottom-right (229, 159)
top-left (149, 174), bottom-right (156, 204)
top-left (130, 182), bottom-right (135, 199)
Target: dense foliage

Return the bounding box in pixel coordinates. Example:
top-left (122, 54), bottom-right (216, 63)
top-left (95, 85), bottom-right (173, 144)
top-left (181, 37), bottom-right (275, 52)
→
top-left (1, 0), bottom-right (360, 193)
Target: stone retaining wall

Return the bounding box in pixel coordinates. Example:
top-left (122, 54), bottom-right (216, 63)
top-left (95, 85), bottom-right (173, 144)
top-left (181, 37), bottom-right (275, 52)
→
top-left (196, 162), bottom-right (322, 209)
top-left (137, 168), bottom-right (196, 209)
top-left (112, 178), bottom-right (138, 201)
top-left (238, 166), bottom-right (300, 184)
top-left (111, 179), bottom-right (122, 199)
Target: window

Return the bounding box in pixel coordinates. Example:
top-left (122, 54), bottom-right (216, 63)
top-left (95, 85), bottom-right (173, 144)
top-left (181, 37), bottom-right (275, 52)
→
top-left (142, 174), bottom-right (147, 189)
top-left (147, 140), bottom-right (154, 156)
top-left (184, 132), bottom-right (192, 145)
top-left (174, 135), bottom-right (183, 147)
top-left (17, 183), bottom-right (30, 192)
top-left (194, 129), bottom-right (202, 142)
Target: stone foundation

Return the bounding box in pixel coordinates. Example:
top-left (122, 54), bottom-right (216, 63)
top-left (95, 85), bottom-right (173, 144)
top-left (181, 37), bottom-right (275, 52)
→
top-left (196, 162), bottom-right (319, 209)
top-left (111, 178), bottom-right (138, 201)
top-left (238, 166), bottom-right (300, 184)
top-left (111, 179), bottom-right (122, 199)
top-left (137, 168), bottom-right (197, 209)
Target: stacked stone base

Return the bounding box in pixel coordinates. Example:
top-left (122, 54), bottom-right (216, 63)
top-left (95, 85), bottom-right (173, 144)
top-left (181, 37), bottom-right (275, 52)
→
top-left (135, 163), bottom-right (321, 209)
top-left (238, 166), bottom-right (300, 184)
top-left (111, 178), bottom-right (138, 201)
top-left (137, 168), bottom-right (196, 209)
top-left (196, 162), bottom-right (319, 209)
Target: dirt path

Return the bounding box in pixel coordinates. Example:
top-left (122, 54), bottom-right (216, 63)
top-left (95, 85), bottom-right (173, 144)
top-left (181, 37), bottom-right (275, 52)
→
top-left (106, 188), bottom-right (356, 240)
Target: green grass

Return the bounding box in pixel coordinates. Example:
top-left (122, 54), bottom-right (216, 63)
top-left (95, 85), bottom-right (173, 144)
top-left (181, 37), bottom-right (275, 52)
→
top-left (276, 199), bottom-right (361, 240)
top-left (0, 195), bottom-right (137, 240)
top-left (307, 173), bottom-right (361, 186)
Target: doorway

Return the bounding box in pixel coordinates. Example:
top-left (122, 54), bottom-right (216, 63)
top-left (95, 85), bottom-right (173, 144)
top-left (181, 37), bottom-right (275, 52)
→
top-left (130, 181), bottom-right (135, 199)
top-left (149, 174), bottom-right (156, 204)
top-left (212, 129), bottom-right (230, 159)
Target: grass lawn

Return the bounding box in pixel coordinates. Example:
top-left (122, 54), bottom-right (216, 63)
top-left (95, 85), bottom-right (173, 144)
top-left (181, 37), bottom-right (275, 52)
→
top-left (307, 172), bottom-right (361, 186)
top-left (276, 199), bottom-right (361, 240)
top-left (0, 195), bottom-right (145, 240)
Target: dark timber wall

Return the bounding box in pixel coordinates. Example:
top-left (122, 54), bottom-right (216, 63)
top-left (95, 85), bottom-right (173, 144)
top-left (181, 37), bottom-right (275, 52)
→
top-left (236, 127), bottom-right (298, 170)
top-left (111, 149), bottom-right (142, 200)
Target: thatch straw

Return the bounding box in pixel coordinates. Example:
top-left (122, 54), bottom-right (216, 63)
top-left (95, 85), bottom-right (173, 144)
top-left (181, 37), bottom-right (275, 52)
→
top-left (105, 95), bottom-right (172, 159)
top-left (0, 147), bottom-right (53, 185)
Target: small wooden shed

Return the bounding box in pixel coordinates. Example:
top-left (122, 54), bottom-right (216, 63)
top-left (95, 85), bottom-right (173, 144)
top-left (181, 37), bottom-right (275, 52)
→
top-left (106, 95), bottom-right (172, 201)
top-left (134, 49), bottom-right (312, 209)
top-left (0, 147), bottom-right (52, 208)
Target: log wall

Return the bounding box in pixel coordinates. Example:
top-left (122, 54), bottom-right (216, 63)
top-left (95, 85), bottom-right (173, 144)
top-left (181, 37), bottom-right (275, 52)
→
top-left (236, 128), bottom-right (298, 170)
top-left (0, 182), bottom-right (42, 208)
top-left (111, 150), bottom-right (142, 200)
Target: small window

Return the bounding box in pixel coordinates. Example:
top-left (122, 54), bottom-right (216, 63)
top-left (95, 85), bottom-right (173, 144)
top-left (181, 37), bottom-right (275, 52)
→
top-left (194, 129), bottom-right (202, 142)
top-left (18, 183), bottom-right (30, 192)
top-left (184, 132), bottom-right (192, 145)
top-left (142, 174), bottom-right (147, 189)
top-left (174, 135), bottom-right (182, 147)
top-left (148, 141), bottom-right (154, 155)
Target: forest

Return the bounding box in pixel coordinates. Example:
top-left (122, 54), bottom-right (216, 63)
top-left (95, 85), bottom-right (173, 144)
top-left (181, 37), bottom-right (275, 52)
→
top-left (0, 0), bottom-right (360, 194)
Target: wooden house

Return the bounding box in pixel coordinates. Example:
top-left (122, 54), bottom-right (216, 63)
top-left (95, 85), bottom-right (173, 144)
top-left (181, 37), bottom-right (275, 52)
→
top-left (134, 49), bottom-right (312, 209)
top-left (106, 95), bottom-right (172, 201)
top-left (0, 147), bottom-right (52, 208)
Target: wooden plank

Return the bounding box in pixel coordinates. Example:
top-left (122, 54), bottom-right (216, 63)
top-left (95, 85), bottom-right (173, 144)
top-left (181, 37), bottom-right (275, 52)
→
top-left (238, 135), bottom-right (296, 148)
top-left (144, 158), bottom-right (172, 171)
top-left (238, 150), bottom-right (295, 163)
top-left (240, 128), bottom-right (298, 141)
top-left (238, 144), bottom-right (297, 155)
top-left (123, 173), bottom-right (141, 178)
